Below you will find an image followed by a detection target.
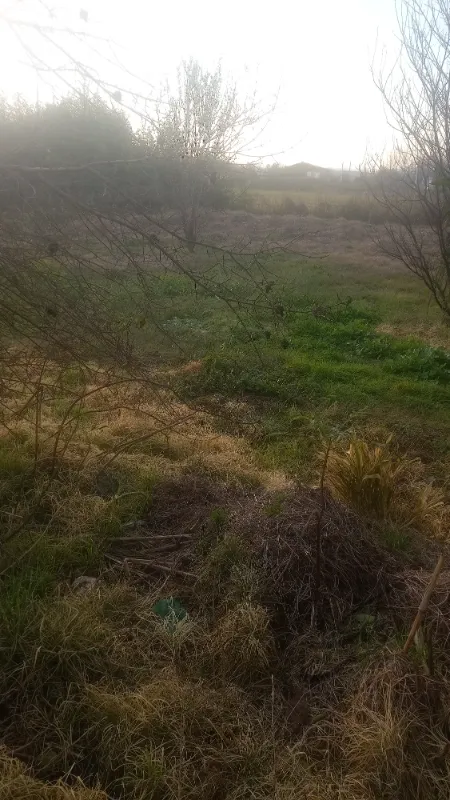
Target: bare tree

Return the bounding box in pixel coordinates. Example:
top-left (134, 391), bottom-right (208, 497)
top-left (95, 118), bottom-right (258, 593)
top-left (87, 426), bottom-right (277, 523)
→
top-left (153, 59), bottom-right (265, 250)
top-left (370, 0), bottom-right (450, 319)
top-left (0, 8), bottom-right (288, 543)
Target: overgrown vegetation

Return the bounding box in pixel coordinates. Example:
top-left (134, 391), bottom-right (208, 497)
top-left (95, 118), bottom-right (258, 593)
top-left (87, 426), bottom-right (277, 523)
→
top-left (0, 91), bottom-right (423, 226)
top-left (0, 246), bottom-right (448, 799)
top-left (0, 4), bottom-right (449, 797)
top-left (179, 258), bottom-right (450, 480)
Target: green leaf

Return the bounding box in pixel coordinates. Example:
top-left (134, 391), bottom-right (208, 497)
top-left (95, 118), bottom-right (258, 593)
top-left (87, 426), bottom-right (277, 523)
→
top-left (152, 597), bottom-right (187, 631)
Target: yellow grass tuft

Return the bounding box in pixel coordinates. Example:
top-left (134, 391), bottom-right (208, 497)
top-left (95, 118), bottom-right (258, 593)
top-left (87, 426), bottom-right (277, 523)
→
top-left (325, 438), bottom-right (414, 518)
top-left (337, 654), bottom-right (450, 799)
top-left (85, 671), bottom-right (270, 799)
top-left (209, 602), bottom-right (274, 683)
top-left (0, 747), bottom-right (105, 799)
top-left (324, 437), bottom-right (448, 534)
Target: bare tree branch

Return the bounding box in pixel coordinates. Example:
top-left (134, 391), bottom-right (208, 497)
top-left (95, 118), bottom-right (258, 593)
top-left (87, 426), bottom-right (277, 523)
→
top-left (368, 0), bottom-right (450, 318)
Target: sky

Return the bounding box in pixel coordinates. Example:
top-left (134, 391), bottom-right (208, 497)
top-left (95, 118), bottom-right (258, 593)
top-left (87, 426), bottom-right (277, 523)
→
top-left (0, 0), bottom-right (400, 168)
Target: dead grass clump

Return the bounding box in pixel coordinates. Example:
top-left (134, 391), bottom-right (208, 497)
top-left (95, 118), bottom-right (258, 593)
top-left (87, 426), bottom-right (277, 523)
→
top-left (209, 602), bottom-right (275, 685)
top-left (282, 629), bottom-right (366, 718)
top-left (342, 660), bottom-right (411, 790)
top-left (1, 596), bottom-right (104, 697)
top-left (87, 670), bottom-right (247, 749)
top-left (85, 671), bottom-right (270, 799)
top-left (325, 438), bottom-right (415, 518)
top-left (0, 585), bottom-right (160, 771)
top-left (0, 747), bottom-right (105, 799)
top-left (23, 591), bottom-right (123, 680)
top-left (47, 489), bottom-right (117, 538)
top-left (127, 602), bottom-right (203, 675)
top-left (338, 654), bottom-right (450, 799)
top-left (200, 533), bottom-right (250, 585)
top-left (398, 483), bottom-right (447, 537)
top-left (225, 562), bottom-right (263, 604)
top-left (324, 438), bottom-right (448, 534)
top-left (390, 568), bottom-right (450, 662)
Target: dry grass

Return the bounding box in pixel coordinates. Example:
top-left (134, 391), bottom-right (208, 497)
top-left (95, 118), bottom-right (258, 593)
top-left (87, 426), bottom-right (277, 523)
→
top-left (0, 355), bottom-right (290, 494)
top-left (200, 209), bottom-right (414, 271)
top-left (325, 438), bottom-right (416, 518)
top-left (1, 503), bottom-right (450, 800)
top-left (324, 438), bottom-right (448, 534)
top-left (0, 748), bottom-right (105, 799)
top-left (209, 602), bottom-right (275, 684)
top-left (337, 654), bottom-right (450, 799)
top-left (95, 395), bottom-right (289, 490)
top-left (377, 321), bottom-right (450, 351)
top-left (1, 355), bottom-right (450, 800)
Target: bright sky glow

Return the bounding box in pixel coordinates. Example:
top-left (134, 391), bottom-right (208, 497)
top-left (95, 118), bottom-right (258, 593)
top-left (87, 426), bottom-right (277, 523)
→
top-left (0, 0), bottom-right (400, 167)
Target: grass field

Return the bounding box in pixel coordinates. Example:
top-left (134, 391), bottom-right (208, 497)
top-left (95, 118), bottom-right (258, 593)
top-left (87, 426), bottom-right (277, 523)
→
top-left (246, 186), bottom-right (360, 208)
top-left (164, 254), bottom-right (450, 479)
top-left (234, 186), bottom-right (383, 221)
top-left (0, 242), bottom-right (449, 800)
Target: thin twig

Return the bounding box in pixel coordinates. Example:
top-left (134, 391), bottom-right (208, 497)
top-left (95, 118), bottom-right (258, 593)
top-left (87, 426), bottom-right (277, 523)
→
top-left (109, 555), bottom-right (196, 580)
top-left (311, 441), bottom-right (331, 628)
top-left (114, 534), bottom-right (191, 542)
top-left (403, 554), bottom-right (444, 655)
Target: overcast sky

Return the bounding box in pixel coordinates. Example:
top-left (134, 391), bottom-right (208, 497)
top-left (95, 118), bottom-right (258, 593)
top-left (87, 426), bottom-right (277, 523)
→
top-left (0, 0), bottom-right (400, 168)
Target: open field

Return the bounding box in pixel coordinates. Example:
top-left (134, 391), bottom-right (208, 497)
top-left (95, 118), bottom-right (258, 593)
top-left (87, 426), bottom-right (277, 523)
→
top-left (0, 212), bottom-right (449, 800)
top-left (162, 221), bottom-right (450, 481)
top-left (180, 211), bottom-right (439, 271)
top-left (241, 185), bottom-right (364, 208)
top-left (233, 186), bottom-right (386, 222)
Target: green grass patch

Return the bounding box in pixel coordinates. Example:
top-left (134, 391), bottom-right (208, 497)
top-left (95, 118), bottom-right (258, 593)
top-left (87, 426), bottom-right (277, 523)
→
top-left (184, 295), bottom-right (450, 477)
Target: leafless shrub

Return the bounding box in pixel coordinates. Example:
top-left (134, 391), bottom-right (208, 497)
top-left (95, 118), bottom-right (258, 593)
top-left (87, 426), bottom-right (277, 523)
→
top-left (0, 10), bottom-right (285, 556)
top-left (368, 0), bottom-right (450, 319)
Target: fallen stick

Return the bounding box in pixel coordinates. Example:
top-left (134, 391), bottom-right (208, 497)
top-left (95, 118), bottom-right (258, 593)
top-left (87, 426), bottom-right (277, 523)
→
top-left (402, 554), bottom-right (444, 655)
top-left (114, 534), bottom-right (191, 543)
top-left (311, 441), bottom-right (331, 628)
top-left (104, 554), bottom-right (122, 564)
top-left (121, 556), bottom-right (196, 580)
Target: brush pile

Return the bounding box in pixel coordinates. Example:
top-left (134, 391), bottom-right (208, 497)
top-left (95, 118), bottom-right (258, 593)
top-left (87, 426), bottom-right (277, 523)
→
top-left (1, 471), bottom-right (449, 800)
